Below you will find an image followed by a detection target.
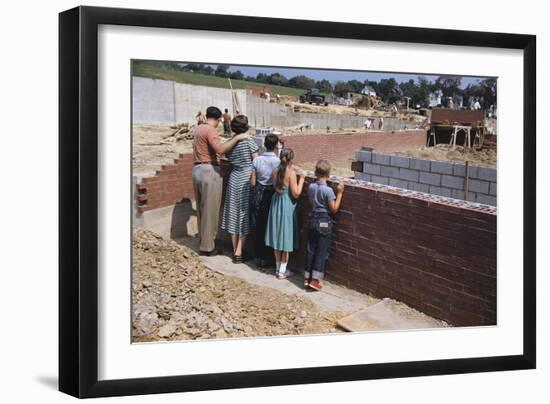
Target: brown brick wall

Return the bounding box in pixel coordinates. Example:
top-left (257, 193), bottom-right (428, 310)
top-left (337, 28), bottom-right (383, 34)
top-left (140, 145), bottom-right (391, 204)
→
top-left (136, 153), bottom-right (194, 212)
top-left (136, 130), bottom-right (427, 212)
top-left (296, 177), bottom-right (496, 327)
top-left (280, 130), bottom-right (427, 163)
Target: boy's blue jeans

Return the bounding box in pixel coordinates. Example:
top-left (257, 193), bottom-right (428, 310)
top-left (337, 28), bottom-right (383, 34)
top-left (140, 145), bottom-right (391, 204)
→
top-left (304, 212), bottom-right (333, 281)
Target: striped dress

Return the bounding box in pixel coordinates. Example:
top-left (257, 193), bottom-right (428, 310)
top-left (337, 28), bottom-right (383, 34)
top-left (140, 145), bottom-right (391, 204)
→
top-left (221, 138), bottom-right (259, 236)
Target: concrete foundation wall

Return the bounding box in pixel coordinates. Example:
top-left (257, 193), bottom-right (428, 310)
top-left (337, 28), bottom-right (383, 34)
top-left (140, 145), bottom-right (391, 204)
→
top-left (132, 78), bottom-right (247, 125)
top-left (354, 151), bottom-right (497, 206)
top-left (247, 97), bottom-right (411, 130)
top-left (132, 77), bottom-right (176, 124)
top-left (133, 77), bottom-right (415, 130)
top-left (174, 82), bottom-right (247, 125)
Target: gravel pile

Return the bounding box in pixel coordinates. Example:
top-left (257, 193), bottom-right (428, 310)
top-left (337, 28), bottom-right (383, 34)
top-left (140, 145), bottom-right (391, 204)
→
top-left (132, 229), bottom-right (328, 342)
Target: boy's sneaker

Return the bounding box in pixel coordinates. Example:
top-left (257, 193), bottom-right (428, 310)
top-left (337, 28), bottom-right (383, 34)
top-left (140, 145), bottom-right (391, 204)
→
top-left (308, 279), bottom-right (322, 291)
top-left (304, 278), bottom-right (310, 287)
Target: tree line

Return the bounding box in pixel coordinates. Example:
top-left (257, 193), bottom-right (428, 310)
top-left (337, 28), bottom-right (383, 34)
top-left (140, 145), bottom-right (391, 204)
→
top-left (157, 62), bottom-right (496, 109)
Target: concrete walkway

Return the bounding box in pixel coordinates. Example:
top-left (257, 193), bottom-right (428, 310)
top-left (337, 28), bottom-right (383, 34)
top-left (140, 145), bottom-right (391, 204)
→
top-left (175, 236), bottom-right (377, 313)
top-left (175, 236), bottom-right (448, 331)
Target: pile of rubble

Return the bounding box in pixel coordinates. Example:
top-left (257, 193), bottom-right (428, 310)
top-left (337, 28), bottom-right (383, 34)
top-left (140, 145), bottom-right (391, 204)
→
top-left (162, 122), bottom-right (194, 143)
top-left (132, 229), bottom-right (328, 342)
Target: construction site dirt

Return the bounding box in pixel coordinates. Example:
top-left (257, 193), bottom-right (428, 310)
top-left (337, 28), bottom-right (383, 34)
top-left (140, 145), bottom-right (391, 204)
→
top-left (395, 144), bottom-right (497, 167)
top-left (133, 123), bottom-right (496, 180)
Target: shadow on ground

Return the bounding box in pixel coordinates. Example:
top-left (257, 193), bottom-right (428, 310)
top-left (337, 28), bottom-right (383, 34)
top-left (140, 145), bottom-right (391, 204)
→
top-left (35, 375), bottom-right (58, 390)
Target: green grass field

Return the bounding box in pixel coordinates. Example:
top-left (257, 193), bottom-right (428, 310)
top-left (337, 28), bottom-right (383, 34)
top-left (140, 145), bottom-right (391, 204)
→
top-left (132, 63), bottom-right (305, 97)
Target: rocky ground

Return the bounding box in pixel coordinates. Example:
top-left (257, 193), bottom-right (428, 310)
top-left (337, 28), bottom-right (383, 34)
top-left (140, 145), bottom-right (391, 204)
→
top-left (132, 229), bottom-right (346, 342)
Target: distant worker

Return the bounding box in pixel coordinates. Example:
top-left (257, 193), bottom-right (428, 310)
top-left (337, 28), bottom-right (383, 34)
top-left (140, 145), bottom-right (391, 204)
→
top-left (378, 117), bottom-right (384, 130)
top-left (223, 108), bottom-right (232, 136)
top-left (473, 99), bottom-right (481, 110)
top-left (448, 98), bottom-right (454, 109)
top-left (195, 111), bottom-right (207, 125)
top-left (363, 118), bottom-right (373, 129)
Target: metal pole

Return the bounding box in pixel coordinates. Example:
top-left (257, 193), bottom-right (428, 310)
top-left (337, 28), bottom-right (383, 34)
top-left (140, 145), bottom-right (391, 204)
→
top-left (464, 160), bottom-right (470, 200)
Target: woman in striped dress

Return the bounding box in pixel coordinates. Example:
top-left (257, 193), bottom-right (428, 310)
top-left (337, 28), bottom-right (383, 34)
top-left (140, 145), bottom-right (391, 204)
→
top-left (221, 115), bottom-right (259, 263)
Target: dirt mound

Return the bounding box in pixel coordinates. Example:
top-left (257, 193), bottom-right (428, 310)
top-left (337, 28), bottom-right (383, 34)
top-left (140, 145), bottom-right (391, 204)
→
top-left (132, 229), bottom-right (328, 342)
top-left (396, 144), bottom-right (496, 167)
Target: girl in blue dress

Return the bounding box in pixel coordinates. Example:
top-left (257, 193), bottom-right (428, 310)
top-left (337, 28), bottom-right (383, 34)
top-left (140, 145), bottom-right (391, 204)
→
top-left (265, 148), bottom-right (305, 279)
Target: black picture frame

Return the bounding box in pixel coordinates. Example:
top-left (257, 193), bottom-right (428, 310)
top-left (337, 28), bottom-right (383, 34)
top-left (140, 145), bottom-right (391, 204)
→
top-left (59, 5), bottom-right (536, 398)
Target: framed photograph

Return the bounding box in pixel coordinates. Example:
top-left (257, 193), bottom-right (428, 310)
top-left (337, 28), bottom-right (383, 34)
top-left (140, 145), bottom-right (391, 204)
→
top-left (59, 6), bottom-right (536, 398)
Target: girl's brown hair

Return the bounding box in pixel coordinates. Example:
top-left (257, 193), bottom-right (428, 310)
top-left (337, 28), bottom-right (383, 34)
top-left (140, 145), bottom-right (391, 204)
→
top-left (274, 148), bottom-right (294, 193)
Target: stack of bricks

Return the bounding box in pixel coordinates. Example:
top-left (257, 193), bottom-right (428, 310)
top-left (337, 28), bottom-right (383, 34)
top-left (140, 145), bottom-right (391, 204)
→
top-left (296, 177), bottom-right (497, 327)
top-left (135, 153), bottom-right (195, 212)
top-left (353, 150), bottom-right (497, 206)
top-left (279, 130), bottom-right (427, 164)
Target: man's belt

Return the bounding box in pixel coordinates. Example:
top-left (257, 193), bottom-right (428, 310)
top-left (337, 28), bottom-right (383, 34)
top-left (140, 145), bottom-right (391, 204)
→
top-left (193, 161), bottom-right (219, 166)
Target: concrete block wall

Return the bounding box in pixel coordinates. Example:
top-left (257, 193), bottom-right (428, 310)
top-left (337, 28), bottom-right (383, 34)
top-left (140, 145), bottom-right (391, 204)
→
top-left (354, 151), bottom-right (497, 206)
top-left (280, 130), bottom-right (427, 164)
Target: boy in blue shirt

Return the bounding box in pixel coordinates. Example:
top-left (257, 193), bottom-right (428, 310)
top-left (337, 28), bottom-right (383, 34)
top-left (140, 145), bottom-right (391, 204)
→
top-left (305, 160), bottom-right (344, 291)
top-left (250, 134), bottom-right (281, 268)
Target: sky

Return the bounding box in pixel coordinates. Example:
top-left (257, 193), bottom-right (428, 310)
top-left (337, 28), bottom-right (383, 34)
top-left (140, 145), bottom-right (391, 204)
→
top-left (214, 64), bottom-right (488, 88)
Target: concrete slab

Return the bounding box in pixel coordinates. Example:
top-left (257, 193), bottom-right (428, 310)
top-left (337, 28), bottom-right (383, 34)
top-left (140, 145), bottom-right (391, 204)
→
top-left (136, 202), bottom-right (198, 240)
top-left (174, 236), bottom-right (377, 313)
top-left (337, 298), bottom-right (448, 332)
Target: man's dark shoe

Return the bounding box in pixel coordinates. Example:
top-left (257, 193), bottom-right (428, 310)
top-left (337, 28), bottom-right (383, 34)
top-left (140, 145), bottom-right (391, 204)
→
top-left (199, 248), bottom-right (221, 257)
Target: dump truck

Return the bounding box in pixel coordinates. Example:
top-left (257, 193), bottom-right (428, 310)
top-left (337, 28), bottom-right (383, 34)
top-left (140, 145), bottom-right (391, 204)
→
top-left (299, 88), bottom-right (329, 106)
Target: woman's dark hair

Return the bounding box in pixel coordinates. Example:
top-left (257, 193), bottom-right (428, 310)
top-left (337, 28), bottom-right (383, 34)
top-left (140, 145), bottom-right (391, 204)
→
top-left (230, 115), bottom-right (249, 134)
top-left (264, 134), bottom-right (279, 151)
top-left (275, 148), bottom-right (294, 193)
top-left (206, 106), bottom-right (222, 119)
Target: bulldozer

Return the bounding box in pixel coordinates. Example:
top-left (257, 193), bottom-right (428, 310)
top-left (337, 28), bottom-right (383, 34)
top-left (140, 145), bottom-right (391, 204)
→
top-left (299, 88), bottom-right (329, 106)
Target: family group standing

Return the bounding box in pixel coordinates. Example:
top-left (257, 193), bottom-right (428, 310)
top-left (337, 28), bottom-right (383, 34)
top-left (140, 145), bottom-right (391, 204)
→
top-left (192, 106), bottom-right (344, 290)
